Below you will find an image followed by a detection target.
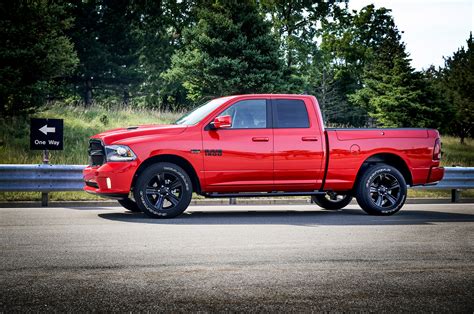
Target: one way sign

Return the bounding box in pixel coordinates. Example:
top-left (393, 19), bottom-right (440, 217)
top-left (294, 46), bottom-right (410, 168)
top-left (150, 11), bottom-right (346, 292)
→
top-left (30, 118), bottom-right (64, 150)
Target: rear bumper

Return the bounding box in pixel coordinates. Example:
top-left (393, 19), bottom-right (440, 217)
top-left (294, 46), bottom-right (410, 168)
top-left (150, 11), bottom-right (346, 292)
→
top-left (83, 162), bottom-right (138, 198)
top-left (427, 166), bottom-right (445, 184)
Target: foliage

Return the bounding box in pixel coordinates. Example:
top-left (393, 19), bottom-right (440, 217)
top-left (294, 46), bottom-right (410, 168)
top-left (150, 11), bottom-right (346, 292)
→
top-left (0, 1), bottom-right (472, 137)
top-left (316, 5), bottom-right (403, 126)
top-left (66, 0), bottom-right (144, 106)
top-left (164, 0), bottom-right (287, 102)
top-left (438, 33), bottom-right (474, 143)
top-left (0, 1), bottom-right (78, 115)
top-left (347, 6), bottom-right (445, 128)
top-left (132, 0), bottom-right (196, 110)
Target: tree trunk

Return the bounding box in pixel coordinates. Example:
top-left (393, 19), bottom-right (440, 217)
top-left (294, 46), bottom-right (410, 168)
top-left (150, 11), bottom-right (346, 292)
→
top-left (123, 88), bottom-right (130, 107)
top-left (84, 79), bottom-right (93, 107)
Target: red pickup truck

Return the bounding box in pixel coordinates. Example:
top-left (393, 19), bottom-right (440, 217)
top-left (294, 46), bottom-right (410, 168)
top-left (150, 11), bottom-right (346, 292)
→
top-left (83, 94), bottom-right (444, 218)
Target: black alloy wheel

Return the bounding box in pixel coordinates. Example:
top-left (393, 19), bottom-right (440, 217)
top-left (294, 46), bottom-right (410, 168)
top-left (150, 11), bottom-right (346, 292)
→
top-left (134, 163), bottom-right (193, 218)
top-left (117, 197), bottom-right (141, 212)
top-left (355, 164), bottom-right (407, 216)
top-left (369, 173), bottom-right (401, 208)
top-left (145, 172), bottom-right (183, 210)
top-left (312, 192), bottom-right (353, 210)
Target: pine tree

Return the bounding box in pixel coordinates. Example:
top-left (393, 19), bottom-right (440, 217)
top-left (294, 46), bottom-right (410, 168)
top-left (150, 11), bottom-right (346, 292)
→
top-left (349, 25), bottom-right (440, 128)
top-left (440, 33), bottom-right (474, 144)
top-left (133, 0), bottom-right (195, 110)
top-left (164, 0), bottom-right (287, 102)
top-left (318, 4), bottom-right (403, 126)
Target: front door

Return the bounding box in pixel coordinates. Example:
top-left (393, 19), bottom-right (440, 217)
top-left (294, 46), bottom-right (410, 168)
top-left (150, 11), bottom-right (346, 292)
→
top-left (202, 98), bottom-right (273, 192)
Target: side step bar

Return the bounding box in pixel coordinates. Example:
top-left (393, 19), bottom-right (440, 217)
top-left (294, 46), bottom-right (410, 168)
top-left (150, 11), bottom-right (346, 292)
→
top-left (204, 191), bottom-right (325, 198)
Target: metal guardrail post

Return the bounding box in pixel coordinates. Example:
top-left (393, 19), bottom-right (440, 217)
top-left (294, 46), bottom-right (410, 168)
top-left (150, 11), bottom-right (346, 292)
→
top-left (451, 189), bottom-right (460, 203)
top-left (41, 150), bottom-right (49, 206)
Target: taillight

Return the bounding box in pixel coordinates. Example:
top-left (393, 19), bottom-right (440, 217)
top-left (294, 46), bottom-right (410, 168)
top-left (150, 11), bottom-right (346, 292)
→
top-left (433, 138), bottom-right (441, 160)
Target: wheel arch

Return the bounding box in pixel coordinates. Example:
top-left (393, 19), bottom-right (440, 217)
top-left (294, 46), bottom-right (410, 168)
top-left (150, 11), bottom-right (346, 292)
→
top-left (131, 154), bottom-right (202, 194)
top-left (355, 153), bottom-right (413, 187)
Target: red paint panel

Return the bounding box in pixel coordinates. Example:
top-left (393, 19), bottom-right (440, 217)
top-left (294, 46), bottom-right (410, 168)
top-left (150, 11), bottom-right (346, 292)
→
top-left (202, 128), bottom-right (274, 191)
top-left (324, 130), bottom-right (443, 191)
top-left (273, 96), bottom-right (324, 190)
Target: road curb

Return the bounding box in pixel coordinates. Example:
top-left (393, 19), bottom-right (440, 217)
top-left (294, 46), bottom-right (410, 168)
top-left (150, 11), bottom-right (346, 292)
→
top-left (0, 198), bottom-right (473, 208)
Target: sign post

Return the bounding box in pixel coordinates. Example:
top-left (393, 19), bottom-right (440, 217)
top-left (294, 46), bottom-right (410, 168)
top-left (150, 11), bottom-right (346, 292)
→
top-left (30, 118), bottom-right (64, 206)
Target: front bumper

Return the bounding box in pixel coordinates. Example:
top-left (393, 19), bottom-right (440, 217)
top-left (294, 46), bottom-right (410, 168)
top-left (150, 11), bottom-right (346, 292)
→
top-left (83, 161), bottom-right (138, 199)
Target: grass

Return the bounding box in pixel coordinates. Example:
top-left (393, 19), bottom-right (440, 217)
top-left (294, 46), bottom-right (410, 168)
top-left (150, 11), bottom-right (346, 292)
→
top-left (0, 104), bottom-right (473, 201)
top-left (440, 136), bottom-right (474, 167)
top-left (0, 103), bottom-right (181, 165)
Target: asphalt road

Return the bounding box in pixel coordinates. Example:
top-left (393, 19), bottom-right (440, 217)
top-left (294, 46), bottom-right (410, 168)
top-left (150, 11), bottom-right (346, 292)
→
top-left (1, 203), bottom-right (473, 312)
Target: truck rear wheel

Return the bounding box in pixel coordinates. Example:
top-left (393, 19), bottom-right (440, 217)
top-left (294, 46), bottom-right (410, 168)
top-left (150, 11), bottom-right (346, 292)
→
top-left (355, 164), bottom-right (407, 216)
top-left (133, 162), bottom-right (193, 218)
top-left (117, 198), bottom-right (141, 212)
top-left (312, 192), bottom-right (352, 210)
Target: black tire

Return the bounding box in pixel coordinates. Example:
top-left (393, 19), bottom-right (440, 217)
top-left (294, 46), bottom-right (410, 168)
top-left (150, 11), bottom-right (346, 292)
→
top-left (133, 162), bottom-right (193, 218)
top-left (355, 164), bottom-right (407, 216)
top-left (117, 198), bottom-right (141, 212)
top-left (312, 192), bottom-right (353, 210)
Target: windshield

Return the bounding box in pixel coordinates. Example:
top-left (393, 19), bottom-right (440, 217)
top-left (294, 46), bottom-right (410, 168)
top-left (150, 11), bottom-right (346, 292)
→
top-left (174, 96), bottom-right (234, 125)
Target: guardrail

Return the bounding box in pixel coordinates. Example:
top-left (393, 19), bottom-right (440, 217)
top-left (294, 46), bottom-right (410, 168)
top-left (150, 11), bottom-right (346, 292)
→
top-left (412, 167), bottom-right (474, 202)
top-left (0, 165), bottom-right (473, 206)
top-left (0, 164), bottom-right (85, 206)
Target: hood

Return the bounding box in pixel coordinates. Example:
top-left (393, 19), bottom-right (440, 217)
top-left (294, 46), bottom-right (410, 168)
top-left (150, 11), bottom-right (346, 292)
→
top-left (92, 124), bottom-right (187, 144)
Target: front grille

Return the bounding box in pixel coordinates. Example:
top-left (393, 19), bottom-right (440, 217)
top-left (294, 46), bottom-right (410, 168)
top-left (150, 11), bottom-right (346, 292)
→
top-left (88, 139), bottom-right (105, 166)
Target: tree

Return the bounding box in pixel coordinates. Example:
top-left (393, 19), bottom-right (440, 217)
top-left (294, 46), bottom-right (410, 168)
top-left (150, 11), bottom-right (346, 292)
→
top-left (349, 37), bottom-right (441, 127)
top-left (439, 33), bottom-right (474, 144)
top-left (317, 5), bottom-right (407, 126)
top-left (0, 1), bottom-right (78, 115)
top-left (134, 0), bottom-right (196, 110)
top-left (67, 0), bottom-right (143, 106)
top-left (260, 1), bottom-right (347, 96)
top-left (164, 0), bottom-right (287, 102)
top-left (347, 6), bottom-right (444, 128)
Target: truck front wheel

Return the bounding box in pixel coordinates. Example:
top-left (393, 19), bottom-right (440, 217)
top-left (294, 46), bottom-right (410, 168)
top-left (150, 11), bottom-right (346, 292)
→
top-left (355, 164), bottom-right (407, 216)
top-left (311, 192), bottom-right (352, 210)
top-left (117, 198), bottom-right (141, 212)
top-left (133, 162), bottom-right (193, 218)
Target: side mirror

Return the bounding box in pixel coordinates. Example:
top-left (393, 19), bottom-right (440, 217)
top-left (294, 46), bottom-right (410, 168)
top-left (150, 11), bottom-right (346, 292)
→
top-left (212, 115), bottom-right (232, 129)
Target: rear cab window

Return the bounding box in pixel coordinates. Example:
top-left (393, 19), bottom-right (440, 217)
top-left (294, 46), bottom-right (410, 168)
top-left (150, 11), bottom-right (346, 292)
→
top-left (272, 99), bottom-right (310, 128)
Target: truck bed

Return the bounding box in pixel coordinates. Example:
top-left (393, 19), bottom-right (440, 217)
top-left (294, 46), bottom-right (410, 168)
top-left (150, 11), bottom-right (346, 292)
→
top-left (323, 128), bottom-right (440, 191)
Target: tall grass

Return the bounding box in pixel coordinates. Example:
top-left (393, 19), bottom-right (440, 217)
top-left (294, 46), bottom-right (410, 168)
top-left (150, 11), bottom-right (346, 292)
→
top-left (0, 103), bottom-right (181, 165)
top-left (440, 136), bottom-right (474, 167)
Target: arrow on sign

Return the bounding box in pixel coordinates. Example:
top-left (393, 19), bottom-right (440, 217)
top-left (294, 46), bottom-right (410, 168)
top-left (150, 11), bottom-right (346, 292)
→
top-left (39, 125), bottom-right (56, 135)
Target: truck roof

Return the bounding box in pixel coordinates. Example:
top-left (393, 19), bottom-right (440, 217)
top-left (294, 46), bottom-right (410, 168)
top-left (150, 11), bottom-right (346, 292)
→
top-left (223, 94), bottom-right (313, 98)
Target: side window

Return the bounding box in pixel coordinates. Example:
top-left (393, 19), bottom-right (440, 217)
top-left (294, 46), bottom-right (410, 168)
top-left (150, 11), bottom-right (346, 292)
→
top-left (219, 99), bottom-right (267, 129)
top-left (273, 99), bottom-right (310, 128)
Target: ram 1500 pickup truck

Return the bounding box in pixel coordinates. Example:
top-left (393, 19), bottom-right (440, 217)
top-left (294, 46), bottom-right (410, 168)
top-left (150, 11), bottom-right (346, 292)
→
top-left (83, 94), bottom-right (444, 218)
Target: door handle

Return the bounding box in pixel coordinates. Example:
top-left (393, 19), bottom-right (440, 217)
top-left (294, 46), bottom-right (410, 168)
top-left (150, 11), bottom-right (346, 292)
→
top-left (301, 137), bottom-right (319, 141)
top-left (252, 137), bottom-right (269, 142)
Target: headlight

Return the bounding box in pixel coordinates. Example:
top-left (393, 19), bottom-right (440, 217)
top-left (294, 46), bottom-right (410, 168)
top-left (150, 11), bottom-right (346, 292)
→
top-left (105, 145), bottom-right (136, 162)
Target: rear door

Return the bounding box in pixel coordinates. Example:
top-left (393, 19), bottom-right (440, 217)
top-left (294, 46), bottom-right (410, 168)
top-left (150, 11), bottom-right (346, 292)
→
top-left (272, 97), bottom-right (324, 190)
top-left (201, 98), bottom-right (274, 192)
